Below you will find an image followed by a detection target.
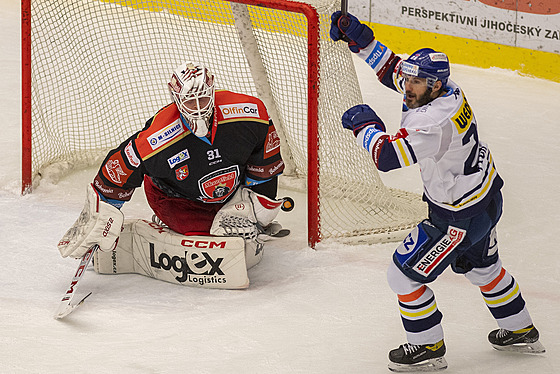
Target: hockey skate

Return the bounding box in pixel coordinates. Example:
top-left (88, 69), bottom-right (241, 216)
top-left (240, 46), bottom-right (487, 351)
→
top-left (388, 340), bottom-right (447, 372)
top-left (488, 324), bottom-right (545, 354)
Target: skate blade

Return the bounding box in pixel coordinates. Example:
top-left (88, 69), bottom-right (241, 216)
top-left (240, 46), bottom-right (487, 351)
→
top-left (491, 341), bottom-right (546, 354)
top-left (388, 357), bottom-right (448, 372)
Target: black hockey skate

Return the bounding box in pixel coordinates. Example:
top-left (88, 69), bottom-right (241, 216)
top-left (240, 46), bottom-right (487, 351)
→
top-left (388, 340), bottom-right (447, 372)
top-left (488, 324), bottom-right (545, 354)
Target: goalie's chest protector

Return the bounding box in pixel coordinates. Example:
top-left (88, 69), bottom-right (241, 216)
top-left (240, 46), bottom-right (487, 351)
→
top-left (134, 91), bottom-right (276, 203)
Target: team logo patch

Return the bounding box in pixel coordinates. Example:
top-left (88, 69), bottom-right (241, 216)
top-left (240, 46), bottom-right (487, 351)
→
top-left (264, 128), bottom-right (281, 158)
top-left (175, 165), bottom-right (189, 181)
top-left (198, 166), bottom-right (239, 203)
top-left (147, 119), bottom-right (184, 150)
top-left (168, 149), bottom-right (190, 168)
top-left (219, 103), bottom-right (259, 119)
top-left (413, 226), bottom-right (466, 277)
top-left (395, 225), bottom-right (429, 267)
top-left (102, 153), bottom-right (132, 186)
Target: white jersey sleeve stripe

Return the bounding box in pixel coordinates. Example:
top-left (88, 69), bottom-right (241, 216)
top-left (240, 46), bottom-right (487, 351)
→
top-left (394, 138), bottom-right (413, 167)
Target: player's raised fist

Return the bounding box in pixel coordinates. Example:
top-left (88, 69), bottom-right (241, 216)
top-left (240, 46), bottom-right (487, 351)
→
top-left (342, 104), bottom-right (386, 137)
top-left (330, 11), bottom-right (375, 53)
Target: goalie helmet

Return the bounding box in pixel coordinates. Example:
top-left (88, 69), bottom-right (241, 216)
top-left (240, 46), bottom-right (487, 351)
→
top-left (400, 48), bottom-right (450, 89)
top-left (168, 62), bottom-right (216, 137)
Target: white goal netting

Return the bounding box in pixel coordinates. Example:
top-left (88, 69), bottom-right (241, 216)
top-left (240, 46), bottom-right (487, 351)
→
top-left (27, 0), bottom-right (426, 244)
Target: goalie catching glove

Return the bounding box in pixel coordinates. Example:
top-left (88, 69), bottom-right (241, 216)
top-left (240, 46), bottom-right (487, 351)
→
top-left (210, 187), bottom-right (284, 239)
top-left (57, 184), bottom-right (124, 259)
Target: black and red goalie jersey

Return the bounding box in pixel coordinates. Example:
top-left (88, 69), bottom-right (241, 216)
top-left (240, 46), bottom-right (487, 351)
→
top-left (92, 90), bottom-right (284, 208)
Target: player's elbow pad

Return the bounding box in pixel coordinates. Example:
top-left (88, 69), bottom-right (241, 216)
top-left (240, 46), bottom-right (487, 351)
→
top-left (376, 145), bottom-right (404, 172)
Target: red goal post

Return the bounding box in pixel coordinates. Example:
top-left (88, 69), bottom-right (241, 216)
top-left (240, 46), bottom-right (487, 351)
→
top-left (21, 0), bottom-right (426, 248)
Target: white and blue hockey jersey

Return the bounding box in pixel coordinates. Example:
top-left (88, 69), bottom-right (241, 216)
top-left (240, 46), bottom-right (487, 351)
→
top-left (355, 40), bottom-right (503, 220)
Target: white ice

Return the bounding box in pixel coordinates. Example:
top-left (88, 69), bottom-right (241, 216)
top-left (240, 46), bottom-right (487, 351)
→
top-left (1, 1), bottom-right (559, 373)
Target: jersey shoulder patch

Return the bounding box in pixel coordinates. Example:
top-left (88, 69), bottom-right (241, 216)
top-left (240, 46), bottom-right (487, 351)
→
top-left (215, 90), bottom-right (269, 125)
top-left (135, 104), bottom-right (189, 160)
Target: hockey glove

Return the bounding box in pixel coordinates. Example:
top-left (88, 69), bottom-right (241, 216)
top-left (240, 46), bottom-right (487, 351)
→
top-left (210, 187), bottom-right (284, 239)
top-left (330, 11), bottom-right (375, 53)
top-left (57, 184), bottom-right (124, 259)
top-left (342, 104), bottom-right (386, 137)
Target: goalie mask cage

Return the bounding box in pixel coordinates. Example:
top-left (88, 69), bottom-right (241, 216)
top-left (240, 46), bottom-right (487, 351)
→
top-left (21, 0), bottom-right (426, 248)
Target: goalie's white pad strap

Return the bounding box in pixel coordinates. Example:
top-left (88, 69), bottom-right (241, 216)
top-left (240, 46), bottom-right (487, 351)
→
top-left (94, 219), bottom-right (251, 289)
top-left (57, 183), bottom-right (123, 258)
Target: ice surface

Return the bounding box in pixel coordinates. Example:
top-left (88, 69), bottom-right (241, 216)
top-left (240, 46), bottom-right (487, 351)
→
top-left (1, 2), bottom-right (559, 373)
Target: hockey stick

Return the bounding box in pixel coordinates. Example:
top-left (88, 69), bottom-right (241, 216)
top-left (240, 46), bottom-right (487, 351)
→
top-left (338, 0), bottom-right (352, 43)
top-left (54, 244), bottom-right (98, 319)
top-left (340, 0), bottom-right (350, 27)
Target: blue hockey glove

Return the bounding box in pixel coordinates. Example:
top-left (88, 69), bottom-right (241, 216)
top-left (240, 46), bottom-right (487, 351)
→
top-left (330, 11), bottom-right (375, 53)
top-left (342, 104), bottom-right (386, 137)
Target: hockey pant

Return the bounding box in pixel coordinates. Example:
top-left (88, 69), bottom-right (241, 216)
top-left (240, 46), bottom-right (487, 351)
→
top-left (144, 176), bottom-right (224, 235)
top-left (387, 192), bottom-right (533, 344)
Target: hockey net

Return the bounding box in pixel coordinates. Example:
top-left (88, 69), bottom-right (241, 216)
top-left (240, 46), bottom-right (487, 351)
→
top-left (22, 0), bottom-right (426, 247)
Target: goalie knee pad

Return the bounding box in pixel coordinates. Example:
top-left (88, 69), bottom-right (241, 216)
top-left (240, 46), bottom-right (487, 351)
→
top-left (393, 220), bottom-right (467, 283)
top-left (94, 219), bottom-right (251, 289)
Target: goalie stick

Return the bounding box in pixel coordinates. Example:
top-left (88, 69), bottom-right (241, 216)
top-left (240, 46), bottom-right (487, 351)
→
top-left (54, 244), bottom-right (98, 319)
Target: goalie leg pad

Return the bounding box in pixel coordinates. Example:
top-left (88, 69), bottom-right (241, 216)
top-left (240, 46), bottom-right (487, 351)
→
top-left (94, 219), bottom-right (250, 289)
top-left (244, 238), bottom-right (264, 270)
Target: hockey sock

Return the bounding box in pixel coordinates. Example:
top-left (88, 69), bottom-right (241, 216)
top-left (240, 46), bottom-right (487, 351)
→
top-left (397, 285), bottom-right (444, 344)
top-left (478, 266), bottom-right (533, 330)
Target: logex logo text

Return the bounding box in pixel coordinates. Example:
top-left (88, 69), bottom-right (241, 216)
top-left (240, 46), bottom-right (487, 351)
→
top-left (149, 243), bottom-right (226, 284)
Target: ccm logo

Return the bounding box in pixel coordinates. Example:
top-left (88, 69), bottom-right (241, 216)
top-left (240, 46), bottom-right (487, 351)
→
top-left (102, 218), bottom-right (114, 237)
top-left (181, 239), bottom-right (227, 249)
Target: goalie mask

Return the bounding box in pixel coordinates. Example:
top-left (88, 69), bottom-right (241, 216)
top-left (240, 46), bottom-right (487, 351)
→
top-left (168, 62), bottom-right (215, 138)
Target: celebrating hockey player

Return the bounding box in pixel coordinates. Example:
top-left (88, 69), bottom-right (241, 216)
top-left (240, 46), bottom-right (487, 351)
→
top-left (57, 62), bottom-right (286, 289)
top-left (330, 12), bottom-right (545, 372)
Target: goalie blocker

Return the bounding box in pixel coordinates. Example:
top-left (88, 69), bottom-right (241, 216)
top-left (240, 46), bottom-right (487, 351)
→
top-left (94, 219), bottom-right (261, 289)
